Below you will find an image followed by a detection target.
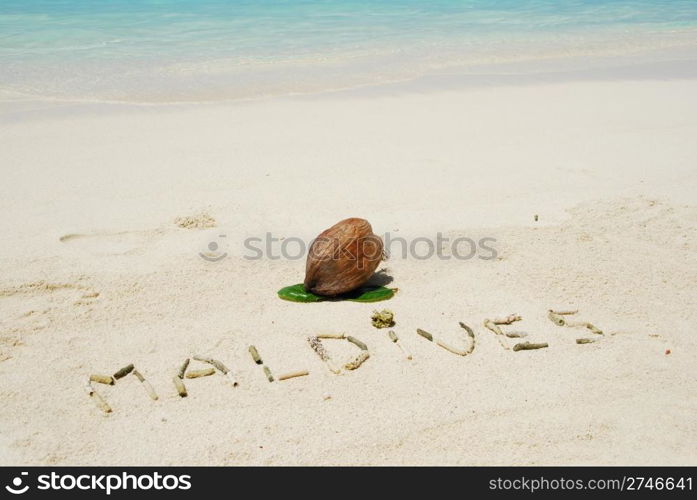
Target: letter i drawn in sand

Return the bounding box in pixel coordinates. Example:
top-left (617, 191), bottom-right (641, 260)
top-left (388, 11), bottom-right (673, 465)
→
top-left (387, 330), bottom-right (412, 360)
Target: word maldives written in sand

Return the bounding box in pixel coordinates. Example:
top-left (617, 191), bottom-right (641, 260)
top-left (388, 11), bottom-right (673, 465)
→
top-left (85, 309), bottom-right (604, 414)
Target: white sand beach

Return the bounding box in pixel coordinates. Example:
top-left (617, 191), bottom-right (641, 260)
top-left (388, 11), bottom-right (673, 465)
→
top-left (1, 74), bottom-right (696, 465)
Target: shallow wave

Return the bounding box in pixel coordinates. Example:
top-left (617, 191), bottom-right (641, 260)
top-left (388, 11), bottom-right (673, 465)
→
top-left (2, 0), bottom-right (697, 103)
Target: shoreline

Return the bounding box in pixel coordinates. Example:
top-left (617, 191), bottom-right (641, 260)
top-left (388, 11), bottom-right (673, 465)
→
top-left (2, 41), bottom-right (697, 108)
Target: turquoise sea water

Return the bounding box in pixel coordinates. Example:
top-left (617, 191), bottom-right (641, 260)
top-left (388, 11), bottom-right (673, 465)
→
top-left (2, 0), bottom-right (697, 102)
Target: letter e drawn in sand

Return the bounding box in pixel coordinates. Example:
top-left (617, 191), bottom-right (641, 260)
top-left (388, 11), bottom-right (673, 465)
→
top-left (548, 309), bottom-right (603, 344)
top-left (483, 314), bottom-right (524, 350)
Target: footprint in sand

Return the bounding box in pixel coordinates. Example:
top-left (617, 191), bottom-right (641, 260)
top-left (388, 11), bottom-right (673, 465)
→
top-left (59, 230), bottom-right (163, 257)
top-left (59, 212), bottom-right (216, 257)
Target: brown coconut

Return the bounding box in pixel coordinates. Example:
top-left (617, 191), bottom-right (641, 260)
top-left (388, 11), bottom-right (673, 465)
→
top-left (304, 218), bottom-right (384, 296)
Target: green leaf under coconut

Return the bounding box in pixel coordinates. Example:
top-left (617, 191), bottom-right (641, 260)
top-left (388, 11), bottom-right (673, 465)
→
top-left (277, 284), bottom-right (395, 303)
